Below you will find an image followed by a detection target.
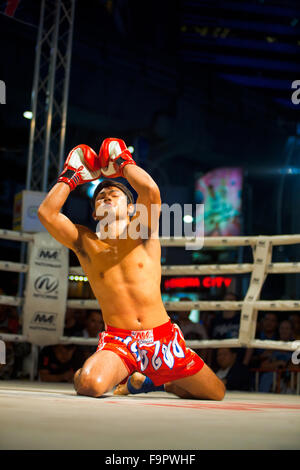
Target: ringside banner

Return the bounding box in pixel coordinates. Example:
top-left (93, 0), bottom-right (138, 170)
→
top-left (23, 232), bottom-right (69, 346)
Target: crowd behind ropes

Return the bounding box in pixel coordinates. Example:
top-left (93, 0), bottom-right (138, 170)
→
top-left (1, 287), bottom-right (299, 394)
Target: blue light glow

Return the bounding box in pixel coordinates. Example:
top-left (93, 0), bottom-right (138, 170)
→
top-left (86, 179), bottom-right (102, 199)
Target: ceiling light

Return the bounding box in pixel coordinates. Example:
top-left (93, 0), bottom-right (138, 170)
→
top-left (23, 111), bottom-right (33, 120)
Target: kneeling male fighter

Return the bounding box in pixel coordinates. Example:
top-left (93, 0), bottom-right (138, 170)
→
top-left (38, 138), bottom-right (225, 400)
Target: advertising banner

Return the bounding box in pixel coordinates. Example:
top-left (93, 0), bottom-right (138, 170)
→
top-left (13, 190), bottom-right (47, 232)
top-left (195, 168), bottom-right (243, 237)
top-left (23, 232), bottom-right (69, 346)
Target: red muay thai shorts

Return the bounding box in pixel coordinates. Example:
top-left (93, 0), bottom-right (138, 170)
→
top-left (96, 320), bottom-right (204, 386)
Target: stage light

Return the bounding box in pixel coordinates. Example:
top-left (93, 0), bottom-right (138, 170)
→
top-left (87, 179), bottom-right (102, 199)
top-left (128, 146), bottom-right (134, 153)
top-left (23, 111), bottom-right (33, 120)
top-left (69, 274), bottom-right (88, 282)
top-left (279, 167), bottom-right (300, 175)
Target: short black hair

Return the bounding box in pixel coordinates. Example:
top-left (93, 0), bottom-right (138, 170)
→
top-left (91, 179), bottom-right (134, 209)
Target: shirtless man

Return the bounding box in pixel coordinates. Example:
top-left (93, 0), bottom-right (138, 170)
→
top-left (38, 138), bottom-right (225, 400)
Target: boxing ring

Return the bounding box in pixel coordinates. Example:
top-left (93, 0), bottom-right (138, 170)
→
top-left (1, 381), bottom-right (300, 450)
top-left (1, 229), bottom-right (300, 450)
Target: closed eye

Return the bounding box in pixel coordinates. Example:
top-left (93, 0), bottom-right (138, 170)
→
top-left (98, 191), bottom-right (121, 199)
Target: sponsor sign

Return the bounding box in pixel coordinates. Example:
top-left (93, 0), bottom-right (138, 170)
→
top-left (33, 274), bottom-right (59, 298)
top-left (23, 232), bottom-right (68, 346)
top-left (29, 312), bottom-right (58, 331)
top-left (35, 247), bottom-right (62, 268)
top-left (13, 190), bottom-right (47, 232)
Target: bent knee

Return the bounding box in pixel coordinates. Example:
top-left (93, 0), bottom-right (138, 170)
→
top-left (75, 370), bottom-right (107, 398)
top-left (213, 381), bottom-right (226, 401)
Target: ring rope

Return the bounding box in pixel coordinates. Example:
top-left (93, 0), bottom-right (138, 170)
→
top-left (69, 263), bottom-right (300, 276)
top-left (2, 229), bottom-right (300, 246)
top-left (1, 295), bottom-right (300, 311)
top-left (0, 332), bottom-right (299, 353)
top-left (1, 261), bottom-right (300, 276)
top-left (159, 234), bottom-right (300, 246)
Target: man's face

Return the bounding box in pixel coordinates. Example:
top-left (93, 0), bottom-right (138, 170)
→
top-left (290, 314), bottom-right (300, 333)
top-left (263, 314), bottom-right (278, 333)
top-left (54, 345), bottom-right (75, 363)
top-left (86, 311), bottom-right (104, 337)
top-left (222, 293), bottom-right (237, 317)
top-left (279, 321), bottom-right (292, 341)
top-left (94, 187), bottom-right (129, 222)
top-left (216, 348), bottom-right (236, 369)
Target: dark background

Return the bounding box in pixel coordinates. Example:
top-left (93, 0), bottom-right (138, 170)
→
top-left (0, 0), bottom-right (300, 299)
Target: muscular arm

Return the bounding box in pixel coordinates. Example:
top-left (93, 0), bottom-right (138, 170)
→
top-left (38, 182), bottom-right (80, 250)
top-left (123, 164), bottom-right (161, 233)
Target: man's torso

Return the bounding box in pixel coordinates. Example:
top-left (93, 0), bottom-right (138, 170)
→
top-left (73, 225), bottom-right (168, 330)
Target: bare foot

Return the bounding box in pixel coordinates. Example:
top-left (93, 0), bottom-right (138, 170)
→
top-left (113, 372), bottom-right (146, 395)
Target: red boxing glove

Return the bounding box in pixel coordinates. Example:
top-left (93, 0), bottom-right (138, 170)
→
top-left (99, 138), bottom-right (136, 178)
top-left (58, 144), bottom-right (101, 191)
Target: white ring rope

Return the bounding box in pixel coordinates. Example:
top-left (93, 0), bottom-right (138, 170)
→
top-left (0, 229), bottom-right (300, 351)
top-left (1, 229), bottom-right (300, 246)
top-left (1, 296), bottom-right (299, 311)
top-left (70, 263), bottom-right (300, 276)
top-left (1, 261), bottom-right (300, 276)
top-left (159, 234), bottom-right (300, 246)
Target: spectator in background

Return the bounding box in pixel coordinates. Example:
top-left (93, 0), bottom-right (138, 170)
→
top-left (0, 327), bottom-right (15, 380)
top-left (7, 307), bottom-right (19, 334)
top-left (210, 292), bottom-right (240, 340)
top-left (0, 289), bottom-right (10, 330)
top-left (0, 304), bottom-right (19, 334)
top-left (174, 298), bottom-right (208, 341)
top-left (64, 308), bottom-right (84, 337)
top-left (258, 320), bottom-right (293, 393)
top-left (289, 312), bottom-right (300, 340)
top-left (278, 319), bottom-right (294, 343)
top-left (75, 310), bottom-right (105, 367)
top-left (0, 302), bottom-right (31, 379)
top-left (258, 312), bottom-right (279, 342)
top-left (0, 305), bottom-right (26, 379)
top-left (208, 292), bottom-right (241, 368)
top-left (74, 308), bottom-right (88, 333)
top-left (82, 310), bottom-right (104, 338)
top-left (172, 297), bottom-right (209, 362)
top-left (38, 344), bottom-right (77, 383)
top-left (248, 312), bottom-right (279, 369)
top-left (215, 348), bottom-right (252, 391)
